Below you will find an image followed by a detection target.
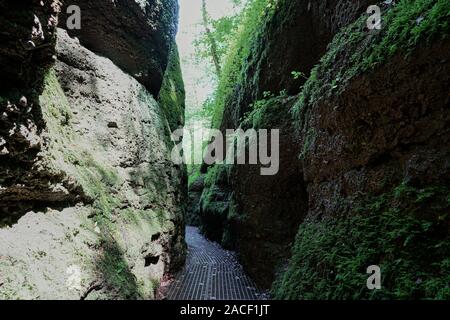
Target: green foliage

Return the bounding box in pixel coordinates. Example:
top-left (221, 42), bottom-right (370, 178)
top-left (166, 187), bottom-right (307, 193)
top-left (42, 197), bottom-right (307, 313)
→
top-left (190, 0), bottom-right (282, 131)
top-left (199, 164), bottom-right (233, 241)
top-left (272, 183), bottom-right (450, 300)
top-left (192, 96), bottom-right (216, 119)
top-left (194, 14), bottom-right (241, 67)
top-left (241, 90), bottom-right (289, 129)
top-left (158, 43), bottom-right (186, 131)
top-left (188, 164), bottom-right (202, 188)
top-left (204, 164), bottom-right (230, 188)
top-left (291, 71), bottom-right (307, 81)
top-left (365, 0), bottom-right (449, 68)
top-left (208, 0), bottom-right (278, 129)
top-left (292, 0), bottom-right (450, 127)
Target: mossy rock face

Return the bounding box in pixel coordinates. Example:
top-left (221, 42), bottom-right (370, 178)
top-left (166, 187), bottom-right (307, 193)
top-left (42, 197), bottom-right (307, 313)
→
top-left (273, 183), bottom-right (450, 300)
top-left (293, 0), bottom-right (450, 126)
top-left (0, 28), bottom-right (186, 300)
top-left (158, 42), bottom-right (186, 132)
top-left (0, 2), bottom-right (73, 226)
top-left (186, 175), bottom-right (205, 227)
top-left (198, 0), bottom-right (450, 297)
top-left (272, 0), bottom-right (450, 299)
top-left (217, 0), bottom-right (372, 131)
top-left (296, 1), bottom-right (450, 219)
top-left (59, 0), bottom-right (179, 95)
top-left (197, 0), bottom-right (374, 288)
top-left (199, 165), bottom-right (233, 246)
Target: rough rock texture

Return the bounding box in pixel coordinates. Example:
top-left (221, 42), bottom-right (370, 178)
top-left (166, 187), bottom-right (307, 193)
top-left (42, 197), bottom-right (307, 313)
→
top-left (0, 0), bottom-right (60, 90)
top-left (201, 0), bottom-right (371, 287)
top-left (229, 97), bottom-right (308, 287)
top-left (300, 40), bottom-right (450, 220)
top-left (0, 0), bottom-right (78, 226)
top-left (200, 0), bottom-right (450, 296)
top-left (220, 0), bottom-right (372, 131)
top-left (60, 0), bottom-right (179, 96)
top-left (158, 43), bottom-right (186, 132)
top-left (199, 166), bottom-right (233, 246)
top-left (186, 175), bottom-right (204, 227)
top-left (0, 1), bottom-right (186, 299)
top-left (271, 0), bottom-right (450, 299)
top-left (274, 36), bottom-right (450, 300)
top-left (200, 99), bottom-right (308, 287)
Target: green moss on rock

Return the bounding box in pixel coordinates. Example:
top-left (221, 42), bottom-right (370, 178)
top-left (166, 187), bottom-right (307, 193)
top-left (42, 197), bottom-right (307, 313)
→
top-left (38, 69), bottom-right (174, 299)
top-left (272, 182), bottom-right (450, 300)
top-left (293, 0), bottom-right (450, 128)
top-left (241, 92), bottom-right (293, 129)
top-left (158, 42), bottom-right (186, 132)
top-left (97, 238), bottom-right (143, 299)
top-left (199, 165), bottom-right (235, 247)
top-left (209, 0), bottom-right (279, 129)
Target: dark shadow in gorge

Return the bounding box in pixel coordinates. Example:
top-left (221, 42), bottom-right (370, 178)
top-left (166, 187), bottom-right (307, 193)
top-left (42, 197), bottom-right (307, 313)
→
top-left (0, 2), bottom-right (63, 227)
top-left (91, 235), bottom-right (143, 300)
top-left (0, 200), bottom-right (81, 228)
top-left (230, 128), bottom-right (309, 288)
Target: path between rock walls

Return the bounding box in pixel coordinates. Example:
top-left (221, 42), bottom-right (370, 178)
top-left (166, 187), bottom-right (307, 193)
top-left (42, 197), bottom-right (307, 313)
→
top-left (162, 226), bottom-right (267, 300)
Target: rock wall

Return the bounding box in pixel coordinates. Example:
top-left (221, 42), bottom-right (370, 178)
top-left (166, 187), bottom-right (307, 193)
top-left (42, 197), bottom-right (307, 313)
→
top-left (220, 0), bottom-right (373, 131)
top-left (0, 1), bottom-right (186, 300)
top-left (186, 175), bottom-right (204, 227)
top-left (0, 0), bottom-right (60, 90)
top-left (275, 33), bottom-right (450, 299)
top-left (0, 0), bottom-right (68, 226)
top-left (201, 0), bottom-right (372, 287)
top-left (273, 0), bottom-right (450, 299)
top-left (61, 0), bottom-right (179, 96)
top-left (158, 43), bottom-right (186, 132)
top-left (200, 0), bottom-right (450, 298)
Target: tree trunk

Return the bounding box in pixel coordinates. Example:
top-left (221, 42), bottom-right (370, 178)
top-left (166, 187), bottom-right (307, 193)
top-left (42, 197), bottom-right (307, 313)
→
top-left (201, 0), bottom-right (222, 78)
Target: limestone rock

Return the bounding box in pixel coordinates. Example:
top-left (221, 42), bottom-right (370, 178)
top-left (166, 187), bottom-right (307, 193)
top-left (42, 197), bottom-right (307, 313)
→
top-left (0, 0), bottom-right (186, 299)
top-left (60, 0), bottom-right (179, 96)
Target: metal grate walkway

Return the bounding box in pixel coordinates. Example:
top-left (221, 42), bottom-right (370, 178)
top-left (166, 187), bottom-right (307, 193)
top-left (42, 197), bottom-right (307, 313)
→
top-left (164, 226), bottom-right (264, 300)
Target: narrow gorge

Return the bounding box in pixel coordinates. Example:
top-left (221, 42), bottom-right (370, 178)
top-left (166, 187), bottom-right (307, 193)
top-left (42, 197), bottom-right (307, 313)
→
top-left (0, 0), bottom-right (449, 301)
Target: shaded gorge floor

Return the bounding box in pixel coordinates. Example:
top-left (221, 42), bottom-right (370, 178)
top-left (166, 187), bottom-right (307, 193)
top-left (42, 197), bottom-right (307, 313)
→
top-left (162, 227), bottom-right (267, 300)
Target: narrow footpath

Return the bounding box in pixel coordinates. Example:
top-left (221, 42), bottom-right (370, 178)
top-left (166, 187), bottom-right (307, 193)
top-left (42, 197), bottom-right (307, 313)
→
top-left (164, 227), bottom-right (265, 300)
